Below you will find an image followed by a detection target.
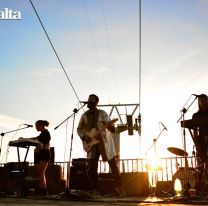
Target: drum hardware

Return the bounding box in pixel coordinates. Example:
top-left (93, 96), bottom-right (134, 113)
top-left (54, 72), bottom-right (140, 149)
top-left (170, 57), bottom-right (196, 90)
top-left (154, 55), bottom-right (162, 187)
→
top-left (172, 168), bottom-right (197, 189)
top-left (167, 147), bottom-right (188, 157)
top-left (167, 147), bottom-right (189, 171)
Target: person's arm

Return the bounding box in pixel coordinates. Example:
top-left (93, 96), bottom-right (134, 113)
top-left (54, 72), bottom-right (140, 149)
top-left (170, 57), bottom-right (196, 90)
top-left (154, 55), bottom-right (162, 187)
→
top-left (101, 110), bottom-right (117, 133)
top-left (77, 114), bottom-right (91, 142)
top-left (106, 120), bottom-right (116, 133)
top-left (19, 136), bottom-right (38, 140)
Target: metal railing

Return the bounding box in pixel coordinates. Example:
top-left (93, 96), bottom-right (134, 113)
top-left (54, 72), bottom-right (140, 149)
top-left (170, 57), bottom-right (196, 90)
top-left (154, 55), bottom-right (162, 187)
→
top-left (1, 156), bottom-right (197, 187)
top-left (54, 156), bottom-right (197, 186)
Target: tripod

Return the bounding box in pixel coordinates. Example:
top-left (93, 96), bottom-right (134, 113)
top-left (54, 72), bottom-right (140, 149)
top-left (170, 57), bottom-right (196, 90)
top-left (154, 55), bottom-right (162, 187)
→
top-left (53, 104), bottom-right (90, 199)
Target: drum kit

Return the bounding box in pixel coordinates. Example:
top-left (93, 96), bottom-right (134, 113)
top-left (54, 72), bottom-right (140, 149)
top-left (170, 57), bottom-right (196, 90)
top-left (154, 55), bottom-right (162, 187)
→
top-left (167, 146), bottom-right (207, 195)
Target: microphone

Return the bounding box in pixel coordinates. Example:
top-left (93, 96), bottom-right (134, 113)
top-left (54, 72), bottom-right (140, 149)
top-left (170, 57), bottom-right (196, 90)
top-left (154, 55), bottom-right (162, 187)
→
top-left (160, 122), bottom-right (168, 131)
top-left (23, 124), bottom-right (33, 127)
top-left (80, 101), bottom-right (88, 104)
top-left (192, 94), bottom-right (200, 97)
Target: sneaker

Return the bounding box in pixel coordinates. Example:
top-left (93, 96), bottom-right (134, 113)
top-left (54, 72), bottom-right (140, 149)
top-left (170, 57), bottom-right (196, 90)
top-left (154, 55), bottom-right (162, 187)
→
top-left (91, 189), bottom-right (100, 198)
top-left (116, 186), bottom-right (127, 197)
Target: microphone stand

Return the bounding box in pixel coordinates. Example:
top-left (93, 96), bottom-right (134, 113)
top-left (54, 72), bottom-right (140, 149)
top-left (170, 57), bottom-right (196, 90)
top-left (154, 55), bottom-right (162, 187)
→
top-left (0, 125), bottom-right (32, 160)
top-left (176, 95), bottom-right (197, 197)
top-left (144, 126), bottom-right (167, 197)
top-left (53, 103), bottom-right (88, 199)
top-left (144, 126), bottom-right (166, 156)
top-left (54, 103), bottom-right (85, 130)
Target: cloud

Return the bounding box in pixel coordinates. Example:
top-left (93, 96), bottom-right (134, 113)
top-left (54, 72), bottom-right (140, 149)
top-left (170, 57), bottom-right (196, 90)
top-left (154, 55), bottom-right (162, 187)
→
top-left (30, 68), bottom-right (61, 78)
top-left (200, 0), bottom-right (208, 3)
top-left (0, 114), bottom-right (30, 130)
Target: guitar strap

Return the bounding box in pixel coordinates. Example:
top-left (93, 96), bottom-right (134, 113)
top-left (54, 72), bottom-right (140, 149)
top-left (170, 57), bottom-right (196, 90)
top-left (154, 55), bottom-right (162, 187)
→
top-left (86, 109), bottom-right (99, 131)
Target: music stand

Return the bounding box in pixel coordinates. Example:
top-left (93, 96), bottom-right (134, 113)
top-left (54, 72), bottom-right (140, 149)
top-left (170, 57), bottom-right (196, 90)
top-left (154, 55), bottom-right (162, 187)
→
top-left (53, 103), bottom-right (91, 199)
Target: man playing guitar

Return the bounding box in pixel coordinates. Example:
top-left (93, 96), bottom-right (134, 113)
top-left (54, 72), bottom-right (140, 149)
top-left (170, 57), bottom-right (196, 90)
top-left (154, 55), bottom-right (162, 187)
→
top-left (77, 94), bottom-right (125, 197)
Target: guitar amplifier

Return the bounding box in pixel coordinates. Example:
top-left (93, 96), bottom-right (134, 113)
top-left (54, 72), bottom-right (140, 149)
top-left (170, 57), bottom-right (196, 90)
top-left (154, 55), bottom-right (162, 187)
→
top-left (69, 166), bottom-right (91, 191)
top-left (72, 158), bottom-right (89, 168)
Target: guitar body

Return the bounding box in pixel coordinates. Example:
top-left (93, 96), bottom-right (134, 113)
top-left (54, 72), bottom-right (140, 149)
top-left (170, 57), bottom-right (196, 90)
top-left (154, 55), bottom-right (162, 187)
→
top-left (82, 128), bottom-right (101, 152)
top-left (82, 118), bottom-right (118, 153)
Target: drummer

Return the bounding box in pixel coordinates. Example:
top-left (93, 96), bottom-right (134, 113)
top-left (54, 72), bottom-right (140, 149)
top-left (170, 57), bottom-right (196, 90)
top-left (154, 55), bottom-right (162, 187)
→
top-left (192, 94), bottom-right (208, 168)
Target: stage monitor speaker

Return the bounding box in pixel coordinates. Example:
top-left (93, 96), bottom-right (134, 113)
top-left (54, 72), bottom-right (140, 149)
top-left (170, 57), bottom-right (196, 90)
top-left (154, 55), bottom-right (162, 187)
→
top-left (69, 166), bottom-right (91, 191)
top-left (98, 172), bottom-right (149, 196)
top-left (98, 173), bottom-right (117, 195)
top-left (121, 172), bottom-right (149, 196)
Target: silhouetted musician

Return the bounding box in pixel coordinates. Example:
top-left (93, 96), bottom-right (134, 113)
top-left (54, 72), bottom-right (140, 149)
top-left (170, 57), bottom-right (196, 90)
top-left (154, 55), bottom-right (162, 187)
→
top-left (182, 94), bottom-right (208, 172)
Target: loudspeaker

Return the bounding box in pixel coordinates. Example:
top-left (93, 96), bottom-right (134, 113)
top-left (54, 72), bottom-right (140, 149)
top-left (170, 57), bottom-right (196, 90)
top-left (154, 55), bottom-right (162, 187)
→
top-left (156, 181), bottom-right (172, 193)
top-left (69, 166), bottom-right (91, 191)
top-left (121, 172), bottom-right (149, 196)
top-left (98, 172), bottom-right (149, 196)
top-left (98, 173), bottom-right (117, 195)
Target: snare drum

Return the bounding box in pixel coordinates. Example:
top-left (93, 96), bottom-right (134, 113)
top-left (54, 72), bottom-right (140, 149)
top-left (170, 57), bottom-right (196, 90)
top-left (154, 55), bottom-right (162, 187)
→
top-left (172, 168), bottom-right (197, 192)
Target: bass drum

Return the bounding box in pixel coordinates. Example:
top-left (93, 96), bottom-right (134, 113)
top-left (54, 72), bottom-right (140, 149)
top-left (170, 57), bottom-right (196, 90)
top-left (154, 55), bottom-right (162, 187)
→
top-left (172, 168), bottom-right (197, 192)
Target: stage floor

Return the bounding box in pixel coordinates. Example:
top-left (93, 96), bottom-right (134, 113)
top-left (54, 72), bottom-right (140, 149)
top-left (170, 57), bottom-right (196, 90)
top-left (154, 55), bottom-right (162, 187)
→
top-left (1, 194), bottom-right (208, 206)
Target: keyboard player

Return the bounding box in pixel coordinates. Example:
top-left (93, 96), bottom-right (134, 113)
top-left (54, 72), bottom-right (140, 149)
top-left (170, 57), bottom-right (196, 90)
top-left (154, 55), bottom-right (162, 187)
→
top-left (192, 94), bottom-right (208, 169)
top-left (20, 120), bottom-right (51, 196)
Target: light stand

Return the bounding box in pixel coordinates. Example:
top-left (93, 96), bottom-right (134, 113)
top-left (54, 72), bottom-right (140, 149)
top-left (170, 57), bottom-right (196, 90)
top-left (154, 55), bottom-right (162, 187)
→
top-left (53, 103), bottom-right (90, 199)
top-left (0, 125), bottom-right (32, 161)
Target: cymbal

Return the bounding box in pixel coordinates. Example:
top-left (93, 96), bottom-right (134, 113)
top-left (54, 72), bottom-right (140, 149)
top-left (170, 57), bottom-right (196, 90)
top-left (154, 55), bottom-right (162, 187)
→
top-left (167, 147), bottom-right (188, 156)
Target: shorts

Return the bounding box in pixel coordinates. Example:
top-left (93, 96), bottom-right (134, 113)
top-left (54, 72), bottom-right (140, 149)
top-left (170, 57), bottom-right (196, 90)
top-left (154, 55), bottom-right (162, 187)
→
top-left (34, 149), bottom-right (51, 164)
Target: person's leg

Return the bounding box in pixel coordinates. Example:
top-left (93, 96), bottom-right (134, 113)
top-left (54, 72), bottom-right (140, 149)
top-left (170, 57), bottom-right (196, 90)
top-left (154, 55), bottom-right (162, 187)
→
top-left (108, 157), bottom-right (126, 197)
top-left (87, 159), bottom-right (99, 190)
top-left (36, 149), bottom-right (50, 195)
top-left (36, 161), bottom-right (48, 195)
top-left (108, 157), bottom-right (121, 187)
top-left (87, 145), bottom-right (100, 195)
top-left (37, 161), bottom-right (48, 189)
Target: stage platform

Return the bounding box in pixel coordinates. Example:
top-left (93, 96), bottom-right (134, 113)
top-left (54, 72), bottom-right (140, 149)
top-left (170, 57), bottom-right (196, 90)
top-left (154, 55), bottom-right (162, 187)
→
top-left (1, 193), bottom-right (208, 206)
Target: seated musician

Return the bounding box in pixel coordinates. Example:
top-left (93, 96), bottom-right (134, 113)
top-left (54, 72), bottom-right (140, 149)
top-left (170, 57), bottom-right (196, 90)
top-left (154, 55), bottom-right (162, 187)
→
top-left (192, 94), bottom-right (208, 168)
top-left (20, 120), bottom-right (51, 195)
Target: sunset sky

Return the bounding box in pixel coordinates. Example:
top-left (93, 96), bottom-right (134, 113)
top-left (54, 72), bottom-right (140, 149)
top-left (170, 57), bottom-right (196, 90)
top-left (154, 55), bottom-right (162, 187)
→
top-left (0, 0), bottom-right (208, 163)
